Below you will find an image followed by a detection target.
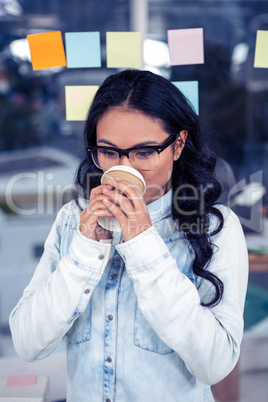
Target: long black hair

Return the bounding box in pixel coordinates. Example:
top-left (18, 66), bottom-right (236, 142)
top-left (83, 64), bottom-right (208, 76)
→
top-left (74, 69), bottom-right (224, 307)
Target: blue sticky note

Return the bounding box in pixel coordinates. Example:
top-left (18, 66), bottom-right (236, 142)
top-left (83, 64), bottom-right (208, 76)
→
top-left (172, 81), bottom-right (199, 114)
top-left (65, 32), bottom-right (101, 68)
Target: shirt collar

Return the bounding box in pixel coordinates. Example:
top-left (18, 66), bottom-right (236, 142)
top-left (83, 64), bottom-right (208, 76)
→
top-left (147, 188), bottom-right (173, 224)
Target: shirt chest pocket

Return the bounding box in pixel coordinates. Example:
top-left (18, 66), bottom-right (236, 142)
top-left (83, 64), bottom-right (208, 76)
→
top-left (66, 301), bottom-right (92, 344)
top-left (134, 302), bottom-right (173, 355)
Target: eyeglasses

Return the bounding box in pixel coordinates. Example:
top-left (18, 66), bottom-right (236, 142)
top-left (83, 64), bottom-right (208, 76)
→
top-left (87, 135), bottom-right (177, 171)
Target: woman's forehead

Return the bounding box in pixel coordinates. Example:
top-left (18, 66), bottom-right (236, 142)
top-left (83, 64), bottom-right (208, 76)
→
top-left (96, 107), bottom-right (169, 145)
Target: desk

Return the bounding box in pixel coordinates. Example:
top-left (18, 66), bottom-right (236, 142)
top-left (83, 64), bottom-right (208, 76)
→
top-left (0, 375), bottom-right (48, 401)
top-left (0, 352), bottom-right (66, 402)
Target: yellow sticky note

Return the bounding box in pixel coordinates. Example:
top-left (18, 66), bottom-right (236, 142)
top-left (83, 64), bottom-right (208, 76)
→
top-left (27, 31), bottom-right (66, 70)
top-left (254, 30), bottom-right (268, 68)
top-left (106, 32), bottom-right (141, 68)
top-left (65, 86), bottom-right (99, 121)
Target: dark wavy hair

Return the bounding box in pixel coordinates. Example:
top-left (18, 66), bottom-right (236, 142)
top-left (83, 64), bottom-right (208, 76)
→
top-left (74, 69), bottom-right (224, 307)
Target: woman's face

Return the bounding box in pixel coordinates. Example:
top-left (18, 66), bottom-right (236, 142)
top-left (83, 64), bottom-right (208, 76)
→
top-left (96, 108), bottom-right (187, 204)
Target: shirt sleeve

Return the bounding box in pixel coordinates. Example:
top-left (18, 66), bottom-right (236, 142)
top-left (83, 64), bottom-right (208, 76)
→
top-left (9, 204), bottom-right (111, 362)
top-left (115, 208), bottom-right (248, 385)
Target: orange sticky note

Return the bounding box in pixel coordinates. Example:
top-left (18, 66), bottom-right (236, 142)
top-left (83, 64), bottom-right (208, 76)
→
top-left (27, 31), bottom-right (67, 70)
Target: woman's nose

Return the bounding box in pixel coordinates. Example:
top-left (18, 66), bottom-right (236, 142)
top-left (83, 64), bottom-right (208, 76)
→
top-left (118, 155), bottom-right (133, 168)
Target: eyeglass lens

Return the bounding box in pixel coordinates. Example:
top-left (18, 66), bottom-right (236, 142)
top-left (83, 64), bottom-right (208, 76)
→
top-left (92, 148), bottom-right (160, 171)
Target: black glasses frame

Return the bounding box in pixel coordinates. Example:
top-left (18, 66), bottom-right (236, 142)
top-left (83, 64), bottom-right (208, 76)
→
top-left (87, 135), bottom-right (177, 159)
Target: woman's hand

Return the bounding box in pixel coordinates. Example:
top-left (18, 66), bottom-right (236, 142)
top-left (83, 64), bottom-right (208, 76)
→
top-left (102, 179), bottom-right (152, 242)
top-left (80, 184), bottom-right (114, 242)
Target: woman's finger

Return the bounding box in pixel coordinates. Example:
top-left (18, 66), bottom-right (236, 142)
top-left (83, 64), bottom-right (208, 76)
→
top-left (105, 179), bottom-right (148, 216)
top-left (102, 187), bottom-right (134, 215)
top-left (103, 198), bottom-right (128, 223)
top-left (90, 183), bottom-right (114, 198)
top-left (107, 179), bottom-right (143, 200)
top-left (80, 184), bottom-right (115, 241)
top-left (84, 192), bottom-right (112, 213)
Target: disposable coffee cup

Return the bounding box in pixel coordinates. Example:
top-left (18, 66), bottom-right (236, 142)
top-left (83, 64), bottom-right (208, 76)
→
top-left (98, 166), bottom-right (146, 232)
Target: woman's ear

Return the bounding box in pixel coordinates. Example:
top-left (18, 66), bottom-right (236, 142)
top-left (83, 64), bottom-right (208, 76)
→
top-left (173, 130), bottom-right (188, 161)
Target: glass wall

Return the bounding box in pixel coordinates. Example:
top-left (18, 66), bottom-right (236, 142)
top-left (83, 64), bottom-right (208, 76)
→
top-left (0, 1), bottom-right (267, 401)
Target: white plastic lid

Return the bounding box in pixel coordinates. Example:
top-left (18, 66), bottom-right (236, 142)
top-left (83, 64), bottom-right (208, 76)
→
top-left (101, 165), bottom-right (146, 195)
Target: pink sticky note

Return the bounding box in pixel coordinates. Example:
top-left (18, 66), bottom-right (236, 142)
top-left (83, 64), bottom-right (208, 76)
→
top-left (168, 28), bottom-right (204, 66)
top-left (6, 374), bottom-right (37, 387)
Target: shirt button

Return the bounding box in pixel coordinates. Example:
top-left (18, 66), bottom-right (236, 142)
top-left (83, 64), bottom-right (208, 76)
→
top-left (84, 289), bottom-right (90, 294)
top-left (108, 315), bottom-right (113, 321)
top-left (107, 356), bottom-right (112, 363)
top-left (98, 254), bottom-right (105, 260)
top-left (112, 273), bottom-right (117, 279)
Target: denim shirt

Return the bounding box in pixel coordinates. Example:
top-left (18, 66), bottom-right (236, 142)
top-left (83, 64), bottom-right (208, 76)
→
top-left (9, 189), bottom-right (248, 402)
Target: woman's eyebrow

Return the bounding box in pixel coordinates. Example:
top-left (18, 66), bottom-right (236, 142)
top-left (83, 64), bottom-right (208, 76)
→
top-left (97, 139), bottom-right (159, 147)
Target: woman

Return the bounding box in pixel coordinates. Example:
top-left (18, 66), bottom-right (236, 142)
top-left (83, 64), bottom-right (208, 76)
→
top-left (10, 69), bottom-right (248, 401)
